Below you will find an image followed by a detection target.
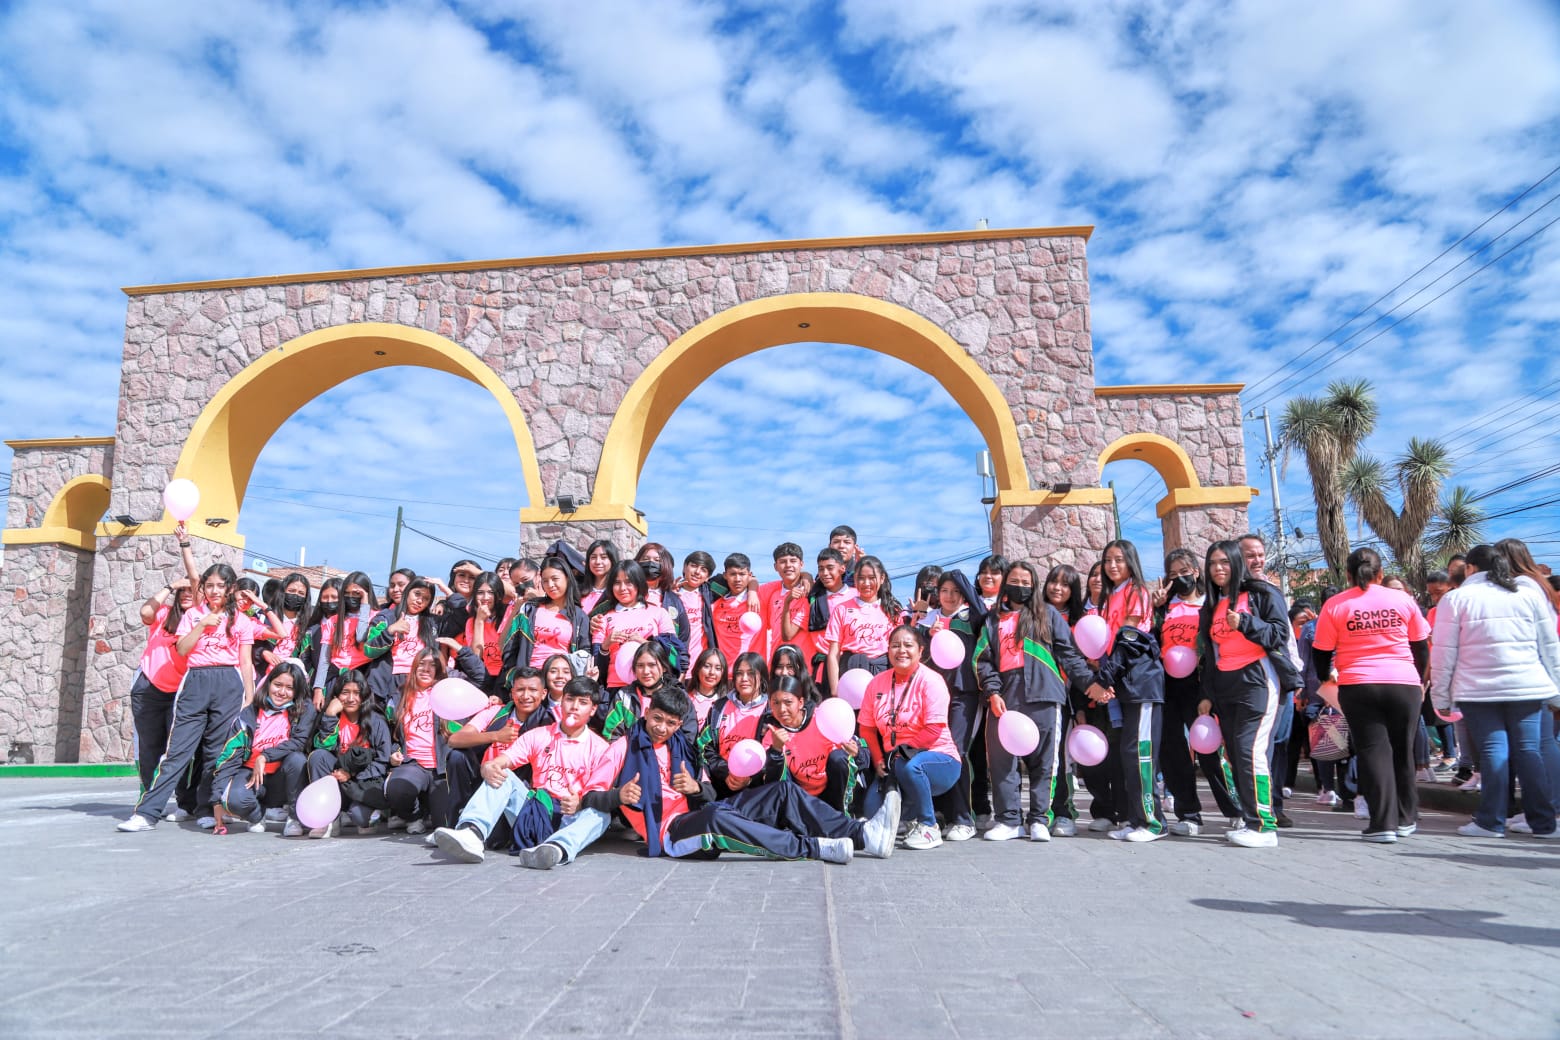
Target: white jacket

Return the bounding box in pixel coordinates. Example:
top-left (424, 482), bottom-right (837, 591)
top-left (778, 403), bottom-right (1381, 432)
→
top-left (1430, 573), bottom-right (1560, 709)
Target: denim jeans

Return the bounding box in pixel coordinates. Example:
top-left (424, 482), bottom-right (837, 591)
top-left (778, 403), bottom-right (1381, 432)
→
top-left (865, 750), bottom-right (962, 826)
top-left (1461, 701), bottom-right (1557, 835)
top-left (456, 774), bottom-right (610, 862)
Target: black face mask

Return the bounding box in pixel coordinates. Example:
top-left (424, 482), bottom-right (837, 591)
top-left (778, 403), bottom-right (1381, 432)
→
top-left (283, 593), bottom-right (307, 612)
top-left (343, 595), bottom-right (363, 613)
top-left (1002, 584), bottom-right (1034, 605)
top-left (1169, 574), bottom-right (1196, 596)
top-left (642, 560), bottom-right (662, 580)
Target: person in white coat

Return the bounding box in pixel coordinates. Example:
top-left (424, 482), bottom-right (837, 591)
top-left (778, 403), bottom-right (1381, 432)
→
top-left (1430, 543), bottom-right (1560, 839)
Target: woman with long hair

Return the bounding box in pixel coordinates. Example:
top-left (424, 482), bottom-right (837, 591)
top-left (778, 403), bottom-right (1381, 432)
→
top-left (824, 555), bottom-right (901, 692)
top-left (210, 660), bottom-right (316, 836)
top-left (580, 540), bottom-right (619, 614)
top-left (364, 577), bottom-right (439, 711)
top-left (503, 556), bottom-right (590, 675)
top-left (308, 669), bottom-right (394, 834)
top-left (128, 528), bottom-right (201, 802)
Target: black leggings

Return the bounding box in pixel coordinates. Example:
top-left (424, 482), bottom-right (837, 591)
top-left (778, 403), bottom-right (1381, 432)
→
top-left (1337, 682), bottom-right (1421, 833)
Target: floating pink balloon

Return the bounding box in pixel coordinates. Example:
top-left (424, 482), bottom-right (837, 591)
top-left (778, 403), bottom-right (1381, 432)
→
top-left (727, 738), bottom-right (766, 778)
top-left (612, 641), bottom-right (643, 687)
top-left (836, 668), bottom-right (871, 709)
top-left (1163, 644), bottom-right (1198, 679)
top-left (430, 677), bottom-right (487, 721)
top-left (1188, 714), bottom-right (1223, 755)
top-left (162, 479), bottom-right (201, 522)
top-left (294, 775), bottom-right (341, 830)
top-left (1434, 707), bottom-right (1464, 723)
top-left (1067, 723), bottom-right (1109, 767)
top-left (997, 710), bottom-right (1040, 756)
top-left (738, 611), bottom-right (763, 636)
top-left (1073, 615), bottom-right (1111, 659)
top-left (814, 697), bottom-right (856, 744)
top-left (930, 630), bottom-right (966, 669)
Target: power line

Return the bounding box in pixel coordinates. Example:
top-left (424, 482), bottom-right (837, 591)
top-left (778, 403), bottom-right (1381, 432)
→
top-left (1439, 376), bottom-right (1560, 445)
top-left (1243, 160), bottom-right (1560, 400)
top-left (249, 482), bottom-right (521, 514)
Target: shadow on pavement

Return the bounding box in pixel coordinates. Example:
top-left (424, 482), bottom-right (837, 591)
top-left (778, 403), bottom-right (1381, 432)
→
top-left (1191, 898), bottom-right (1560, 948)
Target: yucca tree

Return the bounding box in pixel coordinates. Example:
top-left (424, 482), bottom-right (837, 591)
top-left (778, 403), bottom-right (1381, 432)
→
top-left (1340, 437), bottom-right (1453, 591)
top-left (1277, 378), bottom-right (1378, 577)
top-left (1426, 484), bottom-right (1487, 562)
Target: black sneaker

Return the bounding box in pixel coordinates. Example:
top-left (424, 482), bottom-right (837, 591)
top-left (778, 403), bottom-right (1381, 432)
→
top-left (1332, 801), bottom-right (1356, 813)
top-left (1452, 767), bottom-right (1474, 785)
top-left (1274, 811), bottom-right (1294, 829)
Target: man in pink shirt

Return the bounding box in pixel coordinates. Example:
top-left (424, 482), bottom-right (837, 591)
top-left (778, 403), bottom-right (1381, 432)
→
top-left (758, 542), bottom-right (813, 659)
top-left (430, 677), bottom-right (613, 865)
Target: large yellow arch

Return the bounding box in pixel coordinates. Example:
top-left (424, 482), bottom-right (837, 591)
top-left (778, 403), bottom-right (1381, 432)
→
top-left (558, 293), bottom-right (1032, 526)
top-left (165, 322), bottom-right (543, 546)
top-left (0, 474), bottom-right (113, 552)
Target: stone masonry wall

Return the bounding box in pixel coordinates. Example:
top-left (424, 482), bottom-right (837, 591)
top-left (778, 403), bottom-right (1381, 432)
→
top-left (1095, 390), bottom-right (1247, 487)
top-left (0, 544), bottom-right (95, 763)
top-left (4, 441), bottom-right (115, 529)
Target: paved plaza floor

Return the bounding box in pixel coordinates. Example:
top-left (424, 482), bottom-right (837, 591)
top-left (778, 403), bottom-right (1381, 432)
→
top-left (1, 776), bottom-right (1557, 1039)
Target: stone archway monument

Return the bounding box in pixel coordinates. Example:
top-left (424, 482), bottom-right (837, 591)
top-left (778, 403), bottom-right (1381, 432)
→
top-left (1, 226), bottom-right (1254, 762)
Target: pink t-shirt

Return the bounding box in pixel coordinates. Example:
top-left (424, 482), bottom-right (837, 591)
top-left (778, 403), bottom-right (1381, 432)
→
top-left (759, 580), bottom-right (810, 659)
top-left (1210, 592), bottom-right (1266, 671)
top-left (825, 599), bottom-right (893, 658)
top-left (601, 604), bottom-right (674, 687)
top-left (1160, 599), bottom-right (1201, 653)
top-left (591, 738), bottom-right (688, 840)
top-left (580, 587), bottom-right (605, 614)
top-left (688, 692), bottom-right (718, 729)
top-left (497, 722), bottom-right (612, 800)
top-left (1105, 584), bottom-right (1153, 649)
top-left (319, 615), bottom-right (371, 670)
top-left (139, 606), bottom-right (187, 691)
top-left (678, 589), bottom-right (707, 662)
top-left (252, 709), bottom-right (292, 756)
top-left (529, 606), bottom-right (575, 667)
top-left (390, 617), bottom-right (427, 674)
top-left (997, 612), bottom-right (1023, 672)
top-left (178, 609), bottom-right (259, 668)
top-left (399, 686), bottom-right (437, 768)
top-left (715, 696), bottom-right (768, 758)
top-left (773, 720), bottom-right (846, 797)
top-left (272, 614), bottom-right (302, 660)
top-left (710, 592), bottom-right (756, 663)
top-left (859, 665), bottom-right (960, 761)
top-left (1313, 584), bottom-right (1430, 685)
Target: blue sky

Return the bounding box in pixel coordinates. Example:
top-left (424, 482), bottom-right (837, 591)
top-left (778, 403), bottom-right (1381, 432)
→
top-left (2, 1), bottom-right (1559, 588)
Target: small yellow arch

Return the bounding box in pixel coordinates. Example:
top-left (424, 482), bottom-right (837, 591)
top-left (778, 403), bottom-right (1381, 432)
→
top-left (2, 474), bottom-right (113, 552)
top-left (1098, 432), bottom-right (1201, 491)
top-left (564, 293), bottom-right (1031, 525)
top-left (166, 322), bottom-right (543, 544)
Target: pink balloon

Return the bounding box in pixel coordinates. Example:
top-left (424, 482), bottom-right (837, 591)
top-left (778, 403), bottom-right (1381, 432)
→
top-left (930, 630), bottom-right (966, 669)
top-left (294, 775), bottom-right (341, 830)
top-left (1434, 707), bottom-right (1464, 723)
top-left (836, 669), bottom-right (871, 709)
top-left (1188, 715), bottom-right (1223, 755)
top-left (814, 698), bottom-right (857, 744)
top-left (739, 611), bottom-right (763, 636)
top-left (430, 677), bottom-right (487, 721)
top-left (727, 738), bottom-right (766, 779)
top-left (1073, 615), bottom-right (1111, 659)
top-left (1067, 723), bottom-right (1109, 767)
top-left (612, 641), bottom-right (643, 687)
top-left (1163, 644), bottom-right (1198, 679)
top-left (162, 479), bottom-right (201, 522)
top-left (997, 710), bottom-right (1040, 756)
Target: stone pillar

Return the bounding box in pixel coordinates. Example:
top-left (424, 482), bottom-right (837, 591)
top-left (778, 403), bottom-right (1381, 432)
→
top-left (79, 531), bottom-right (243, 763)
top-left (991, 501), bottom-right (1115, 574)
top-left (1162, 504), bottom-right (1251, 557)
top-left (519, 518), bottom-right (643, 564)
top-left (0, 544), bottom-right (96, 763)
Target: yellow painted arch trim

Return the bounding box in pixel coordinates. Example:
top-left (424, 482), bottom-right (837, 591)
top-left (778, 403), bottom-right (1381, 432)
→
top-left (1, 474), bottom-right (112, 552)
top-left (1098, 432), bottom-right (1201, 492)
top-left (589, 293), bottom-right (1031, 511)
top-left (167, 323), bottom-right (543, 540)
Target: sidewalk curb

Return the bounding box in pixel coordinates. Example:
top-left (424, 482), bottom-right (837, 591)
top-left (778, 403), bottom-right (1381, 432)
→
top-left (0, 763), bottom-right (137, 778)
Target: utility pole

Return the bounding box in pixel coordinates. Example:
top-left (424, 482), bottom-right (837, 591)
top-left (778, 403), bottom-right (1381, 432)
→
top-left (1108, 480), bottom-right (1122, 540)
top-left (388, 506), bottom-right (404, 576)
top-left (1255, 407), bottom-right (1291, 596)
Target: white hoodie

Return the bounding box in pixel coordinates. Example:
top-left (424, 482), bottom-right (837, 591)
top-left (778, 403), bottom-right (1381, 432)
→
top-left (1430, 572), bottom-right (1560, 709)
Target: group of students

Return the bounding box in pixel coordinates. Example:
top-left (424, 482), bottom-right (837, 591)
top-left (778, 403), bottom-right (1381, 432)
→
top-left (114, 520), bottom-right (1560, 861)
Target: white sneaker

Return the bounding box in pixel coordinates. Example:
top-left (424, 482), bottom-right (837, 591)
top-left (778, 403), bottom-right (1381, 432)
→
top-left (517, 842), bottom-right (566, 869)
top-left (1281, 787), bottom-right (1293, 799)
top-left (386, 815), bottom-right (409, 831)
top-left (1457, 821), bottom-right (1503, 838)
top-left (943, 823), bottom-right (977, 842)
top-left (860, 790), bottom-right (901, 859)
top-left (1027, 822), bottom-right (1051, 842)
top-left (1108, 824), bottom-right (1135, 841)
top-left (904, 823), bottom-right (943, 850)
top-left (1361, 830), bottom-right (1398, 843)
top-left (1395, 823), bottom-right (1417, 837)
top-left (1507, 814), bottom-right (1532, 834)
top-left (817, 837), bottom-right (853, 864)
top-left (248, 820), bottom-right (267, 834)
top-left (1169, 819), bottom-right (1201, 836)
top-left (406, 818), bottom-right (430, 836)
top-left (1416, 768), bottom-right (1437, 783)
top-left (1050, 817), bottom-right (1076, 837)
top-left (116, 814), bottom-right (155, 832)
top-left (282, 818), bottom-right (305, 838)
top-left (197, 816), bottom-right (216, 830)
top-left (165, 808), bottom-right (193, 823)
top-left (1227, 828), bottom-right (1277, 848)
top-left (308, 826), bottom-right (331, 839)
top-left (1459, 773), bottom-right (1481, 792)
top-left (1087, 817), bottom-right (1115, 833)
top-left (433, 826), bottom-right (486, 863)
top-left (1315, 789), bottom-right (1341, 807)
top-left (1354, 798), bottom-right (1369, 820)
top-left (983, 822), bottom-right (1023, 841)
top-left (1124, 827), bottom-right (1165, 842)
top-left (1226, 817), bottom-right (1247, 832)
top-left (424, 831), bottom-right (438, 846)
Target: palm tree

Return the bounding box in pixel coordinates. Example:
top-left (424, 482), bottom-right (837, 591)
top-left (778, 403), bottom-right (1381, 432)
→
top-left (1426, 485), bottom-right (1487, 562)
top-left (1340, 437), bottom-right (1453, 591)
top-left (1276, 379), bottom-right (1378, 578)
